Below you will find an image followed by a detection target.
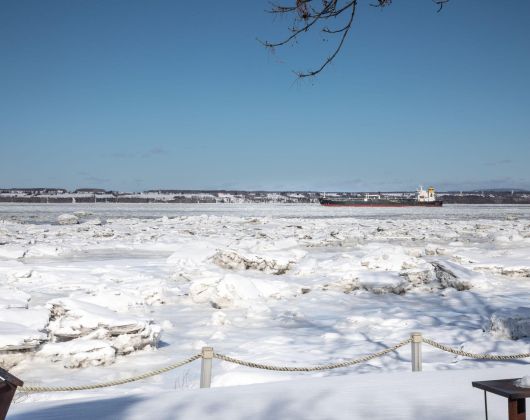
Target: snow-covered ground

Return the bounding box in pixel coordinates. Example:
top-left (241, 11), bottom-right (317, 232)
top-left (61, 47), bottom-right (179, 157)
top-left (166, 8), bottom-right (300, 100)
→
top-left (8, 366), bottom-right (530, 420)
top-left (1, 203), bottom-right (530, 418)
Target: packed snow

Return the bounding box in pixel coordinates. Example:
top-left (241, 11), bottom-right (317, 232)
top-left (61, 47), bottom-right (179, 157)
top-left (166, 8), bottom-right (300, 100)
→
top-left (1, 203), bottom-right (530, 417)
top-left (8, 366), bottom-right (530, 420)
top-left (515, 374), bottom-right (530, 388)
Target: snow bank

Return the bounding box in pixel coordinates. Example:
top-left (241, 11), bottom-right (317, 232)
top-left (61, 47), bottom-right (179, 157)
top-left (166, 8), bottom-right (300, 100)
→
top-left (211, 249), bottom-right (294, 275)
top-left (0, 307), bottom-right (49, 369)
top-left (34, 298), bottom-right (162, 367)
top-left (8, 366), bottom-right (529, 420)
top-left (57, 214), bottom-right (79, 225)
top-left (25, 245), bottom-right (67, 258)
top-left (190, 273), bottom-right (294, 308)
top-left (357, 271), bottom-right (408, 294)
top-left (515, 375), bottom-right (530, 388)
top-left (71, 278), bottom-right (172, 312)
top-left (432, 261), bottom-right (486, 291)
top-left (500, 266), bottom-right (530, 278)
top-left (489, 307), bottom-right (530, 339)
top-left (400, 266), bottom-right (436, 287)
top-left (166, 241), bottom-right (219, 270)
top-left (47, 298), bottom-right (160, 340)
top-left (0, 288), bottom-right (31, 309)
top-left (0, 245), bottom-right (26, 259)
top-left (0, 297), bottom-right (162, 369)
top-left (83, 218), bottom-right (102, 226)
top-left (321, 275), bottom-right (359, 294)
top-left (360, 245), bottom-right (421, 272)
top-left (37, 339), bottom-right (116, 368)
top-left (0, 308), bottom-right (49, 347)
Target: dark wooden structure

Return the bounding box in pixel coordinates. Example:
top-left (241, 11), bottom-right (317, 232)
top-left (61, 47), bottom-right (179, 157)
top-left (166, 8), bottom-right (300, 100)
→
top-left (0, 368), bottom-right (23, 420)
top-left (473, 379), bottom-right (530, 420)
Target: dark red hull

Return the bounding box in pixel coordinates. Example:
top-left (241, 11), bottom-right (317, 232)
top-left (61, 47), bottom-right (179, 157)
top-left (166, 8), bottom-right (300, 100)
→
top-left (319, 198), bottom-right (443, 207)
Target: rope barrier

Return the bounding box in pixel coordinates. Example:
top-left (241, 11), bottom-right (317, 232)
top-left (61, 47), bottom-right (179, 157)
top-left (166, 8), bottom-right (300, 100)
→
top-left (213, 338), bottom-right (412, 372)
top-left (422, 338), bottom-right (530, 360)
top-left (15, 335), bottom-right (530, 393)
top-left (20, 354), bottom-right (201, 393)
top-left (17, 339), bottom-right (411, 392)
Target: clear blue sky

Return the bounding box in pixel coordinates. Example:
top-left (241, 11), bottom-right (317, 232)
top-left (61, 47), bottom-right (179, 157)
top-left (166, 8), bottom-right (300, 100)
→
top-left (1, 0), bottom-right (529, 192)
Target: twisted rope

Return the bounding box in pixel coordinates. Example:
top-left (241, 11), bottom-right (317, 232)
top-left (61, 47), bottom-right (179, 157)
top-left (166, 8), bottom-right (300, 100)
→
top-left (18, 336), bottom-right (530, 393)
top-left (213, 338), bottom-right (411, 372)
top-left (423, 338), bottom-right (530, 360)
top-left (20, 354), bottom-right (201, 393)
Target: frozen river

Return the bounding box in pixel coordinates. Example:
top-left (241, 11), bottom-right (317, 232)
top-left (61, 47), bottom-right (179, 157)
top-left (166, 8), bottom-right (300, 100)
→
top-left (2, 202), bottom-right (530, 223)
top-left (1, 203), bottom-right (529, 403)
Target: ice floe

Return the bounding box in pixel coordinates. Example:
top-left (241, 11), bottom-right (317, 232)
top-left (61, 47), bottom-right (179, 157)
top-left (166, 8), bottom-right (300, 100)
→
top-left (489, 307), bottom-right (530, 339)
top-left (57, 214), bottom-right (79, 225)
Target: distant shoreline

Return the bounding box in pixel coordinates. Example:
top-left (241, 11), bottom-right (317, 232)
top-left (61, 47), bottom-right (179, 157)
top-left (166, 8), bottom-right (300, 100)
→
top-left (1, 197), bottom-right (530, 205)
top-left (1, 188), bottom-right (530, 205)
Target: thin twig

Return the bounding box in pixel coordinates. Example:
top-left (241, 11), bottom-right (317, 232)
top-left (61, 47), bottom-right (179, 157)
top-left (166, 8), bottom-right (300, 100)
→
top-left (297, 2), bottom-right (356, 77)
top-left (262, 0), bottom-right (450, 78)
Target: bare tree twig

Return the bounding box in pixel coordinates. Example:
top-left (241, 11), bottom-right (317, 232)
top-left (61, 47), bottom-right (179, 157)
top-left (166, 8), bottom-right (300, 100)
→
top-left (297, 2), bottom-right (356, 78)
top-left (263, 0), bottom-right (450, 78)
top-left (259, 1), bottom-right (341, 48)
top-left (434, 0), bottom-right (449, 13)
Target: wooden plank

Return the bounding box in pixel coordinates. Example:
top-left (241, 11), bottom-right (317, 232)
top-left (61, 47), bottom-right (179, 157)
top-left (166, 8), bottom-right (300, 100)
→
top-left (473, 379), bottom-right (530, 400)
top-left (0, 369), bottom-right (23, 420)
top-left (508, 398), bottom-right (526, 420)
top-left (0, 368), bottom-right (23, 387)
top-left (0, 382), bottom-right (17, 420)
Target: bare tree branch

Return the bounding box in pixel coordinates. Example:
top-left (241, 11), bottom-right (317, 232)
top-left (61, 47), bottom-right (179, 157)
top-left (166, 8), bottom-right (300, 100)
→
top-left (370, 0), bottom-right (393, 8)
top-left (297, 2), bottom-right (356, 78)
top-left (434, 0), bottom-right (449, 13)
top-left (263, 0), bottom-right (450, 78)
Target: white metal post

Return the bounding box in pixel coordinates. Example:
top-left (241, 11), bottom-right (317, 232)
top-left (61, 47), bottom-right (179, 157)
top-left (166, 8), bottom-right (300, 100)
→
top-left (200, 346), bottom-right (213, 388)
top-left (411, 332), bottom-right (422, 372)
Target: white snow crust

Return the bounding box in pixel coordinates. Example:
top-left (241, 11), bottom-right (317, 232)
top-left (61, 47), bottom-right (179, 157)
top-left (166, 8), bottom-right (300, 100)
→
top-left (489, 307), bottom-right (530, 339)
top-left (1, 203), bottom-right (530, 415)
top-left (57, 214), bottom-right (79, 225)
top-left (515, 375), bottom-right (530, 388)
top-left (8, 366), bottom-right (530, 420)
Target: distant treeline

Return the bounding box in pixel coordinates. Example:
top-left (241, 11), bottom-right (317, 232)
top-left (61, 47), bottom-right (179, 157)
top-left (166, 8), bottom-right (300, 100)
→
top-left (440, 195), bottom-right (530, 204)
top-left (0, 189), bottom-right (529, 204)
top-left (0, 196), bottom-right (312, 204)
top-left (0, 196), bottom-right (215, 204)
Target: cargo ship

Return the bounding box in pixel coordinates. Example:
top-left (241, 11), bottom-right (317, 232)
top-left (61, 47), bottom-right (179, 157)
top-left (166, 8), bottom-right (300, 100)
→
top-left (319, 186), bottom-right (443, 207)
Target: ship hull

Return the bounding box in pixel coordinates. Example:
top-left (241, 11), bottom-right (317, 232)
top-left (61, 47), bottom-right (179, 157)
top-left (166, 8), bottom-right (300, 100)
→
top-left (319, 198), bottom-right (443, 207)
